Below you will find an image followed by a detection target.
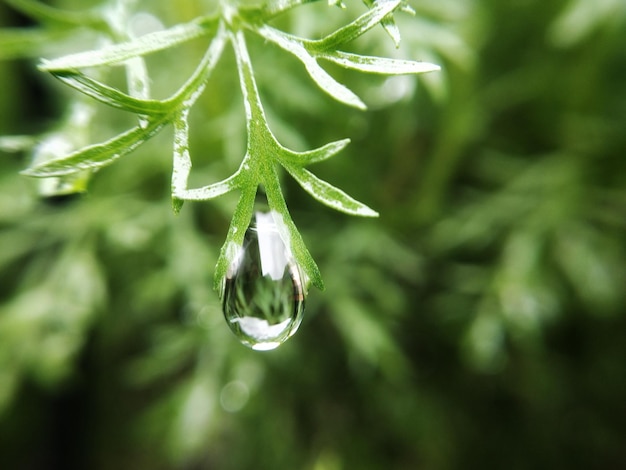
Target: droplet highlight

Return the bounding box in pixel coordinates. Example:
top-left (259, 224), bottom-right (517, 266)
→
top-left (222, 211), bottom-right (306, 350)
top-left (38, 172), bottom-right (90, 206)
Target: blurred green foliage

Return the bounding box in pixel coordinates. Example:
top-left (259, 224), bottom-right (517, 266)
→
top-left (1, 0), bottom-right (625, 469)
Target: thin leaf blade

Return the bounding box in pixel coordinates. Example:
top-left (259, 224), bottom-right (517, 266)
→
top-left (257, 26), bottom-right (366, 109)
top-left (263, 167), bottom-right (325, 290)
top-left (213, 185), bottom-right (257, 291)
top-left (308, 0), bottom-right (402, 51)
top-left (279, 138), bottom-right (351, 166)
top-left (22, 120), bottom-right (164, 177)
top-left (284, 163), bottom-right (379, 217)
top-left (318, 51), bottom-right (441, 74)
top-left (39, 17), bottom-right (216, 71)
top-left (52, 71), bottom-right (168, 114)
top-left (362, 0), bottom-right (402, 47)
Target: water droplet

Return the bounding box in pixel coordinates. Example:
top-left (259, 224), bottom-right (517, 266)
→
top-left (222, 211), bottom-right (306, 351)
top-left (38, 172), bottom-right (90, 206)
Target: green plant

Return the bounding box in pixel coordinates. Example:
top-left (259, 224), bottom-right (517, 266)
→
top-left (2, 0), bottom-right (626, 468)
top-left (10, 0), bottom-right (438, 290)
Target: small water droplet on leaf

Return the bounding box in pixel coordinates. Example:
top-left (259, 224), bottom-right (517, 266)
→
top-left (222, 211), bottom-right (306, 351)
top-left (38, 172), bottom-right (90, 206)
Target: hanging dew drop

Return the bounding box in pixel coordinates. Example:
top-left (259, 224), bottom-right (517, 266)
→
top-left (222, 211), bottom-right (307, 351)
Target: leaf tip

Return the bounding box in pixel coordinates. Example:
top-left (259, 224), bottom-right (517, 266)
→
top-left (307, 267), bottom-right (325, 290)
top-left (338, 137), bottom-right (352, 148)
top-left (359, 206), bottom-right (380, 217)
top-left (328, 0), bottom-right (346, 8)
top-left (20, 164), bottom-right (52, 177)
top-left (172, 197), bottom-right (184, 214)
top-left (353, 98), bottom-right (368, 111)
top-left (19, 168), bottom-right (37, 177)
top-left (415, 62), bottom-right (443, 74)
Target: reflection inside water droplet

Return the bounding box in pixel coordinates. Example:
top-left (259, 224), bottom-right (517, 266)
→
top-left (222, 211), bottom-right (306, 350)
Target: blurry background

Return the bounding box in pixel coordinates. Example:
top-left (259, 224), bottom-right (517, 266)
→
top-left (1, 0), bottom-right (625, 469)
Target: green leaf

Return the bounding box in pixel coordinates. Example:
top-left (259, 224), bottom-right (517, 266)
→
top-left (39, 16), bottom-right (217, 71)
top-left (283, 163), bottom-right (379, 217)
top-left (21, 120), bottom-right (165, 177)
top-left (171, 111), bottom-right (192, 208)
top-left (329, 0), bottom-right (347, 8)
top-left (263, 167), bottom-right (325, 290)
top-left (51, 71), bottom-right (168, 114)
top-left (13, 0), bottom-right (441, 296)
top-left (256, 26), bottom-right (366, 109)
top-left (379, 18), bottom-right (402, 47)
top-left (317, 51), bottom-right (441, 74)
top-left (177, 173), bottom-right (243, 201)
top-left (362, 0), bottom-right (402, 47)
top-left (213, 185), bottom-right (258, 291)
top-left (279, 138), bottom-right (351, 166)
top-left (399, 1), bottom-right (416, 15)
top-left (307, 0), bottom-right (402, 51)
